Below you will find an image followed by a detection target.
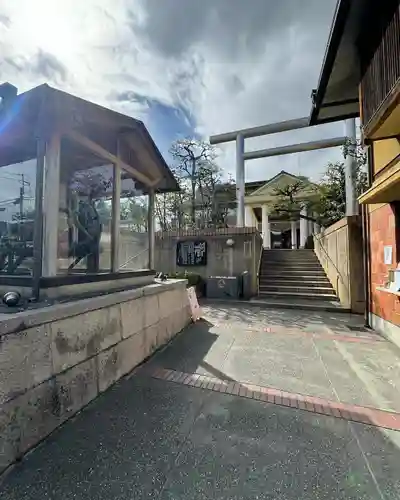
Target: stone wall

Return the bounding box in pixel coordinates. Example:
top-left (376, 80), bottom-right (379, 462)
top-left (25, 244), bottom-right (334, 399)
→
top-left (155, 227), bottom-right (262, 296)
top-left (313, 216), bottom-right (365, 313)
top-left (0, 280), bottom-right (190, 473)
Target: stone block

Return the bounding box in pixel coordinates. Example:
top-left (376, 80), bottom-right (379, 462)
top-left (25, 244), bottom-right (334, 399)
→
top-left (118, 331), bottom-right (146, 377)
top-left (162, 309), bottom-right (185, 343)
top-left (144, 323), bottom-right (160, 359)
top-left (55, 358), bottom-right (98, 421)
top-left (0, 324), bottom-right (52, 405)
top-left (144, 294), bottom-right (160, 328)
top-left (97, 346), bottom-right (120, 393)
top-left (157, 320), bottom-right (170, 347)
top-left (120, 297), bottom-right (145, 338)
top-left (0, 397), bottom-right (22, 472)
top-left (51, 306), bottom-right (122, 373)
top-left (158, 290), bottom-right (173, 319)
top-left (158, 289), bottom-right (185, 318)
top-left (18, 379), bottom-right (60, 455)
top-left (175, 308), bottom-right (190, 334)
top-left (173, 289), bottom-right (188, 313)
top-left (0, 379), bottom-right (59, 472)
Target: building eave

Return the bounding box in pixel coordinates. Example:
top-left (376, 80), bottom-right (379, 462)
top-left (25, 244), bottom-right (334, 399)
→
top-left (309, 0), bottom-right (369, 126)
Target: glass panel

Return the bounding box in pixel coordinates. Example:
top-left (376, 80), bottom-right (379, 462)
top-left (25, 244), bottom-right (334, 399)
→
top-left (0, 159), bottom-right (37, 275)
top-left (119, 173), bottom-right (149, 271)
top-left (58, 160), bottom-right (114, 274)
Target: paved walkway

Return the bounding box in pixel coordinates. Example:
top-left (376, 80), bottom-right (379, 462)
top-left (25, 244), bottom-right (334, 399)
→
top-left (2, 303), bottom-right (400, 499)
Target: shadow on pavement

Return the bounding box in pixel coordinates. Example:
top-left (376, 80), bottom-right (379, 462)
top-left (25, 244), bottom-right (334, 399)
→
top-left (1, 375), bottom-right (400, 499)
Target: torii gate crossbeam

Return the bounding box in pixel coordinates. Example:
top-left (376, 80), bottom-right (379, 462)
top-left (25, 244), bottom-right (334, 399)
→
top-left (209, 117), bottom-right (357, 227)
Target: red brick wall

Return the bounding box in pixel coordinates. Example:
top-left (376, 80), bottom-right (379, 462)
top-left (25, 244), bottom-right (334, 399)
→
top-left (369, 203), bottom-right (400, 325)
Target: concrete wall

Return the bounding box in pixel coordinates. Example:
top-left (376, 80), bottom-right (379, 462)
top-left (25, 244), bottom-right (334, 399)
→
top-left (155, 227), bottom-right (263, 296)
top-left (314, 216), bottom-right (365, 313)
top-left (0, 280), bottom-right (190, 473)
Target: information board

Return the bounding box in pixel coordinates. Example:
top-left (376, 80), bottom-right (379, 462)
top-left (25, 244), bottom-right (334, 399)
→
top-left (176, 240), bottom-right (207, 267)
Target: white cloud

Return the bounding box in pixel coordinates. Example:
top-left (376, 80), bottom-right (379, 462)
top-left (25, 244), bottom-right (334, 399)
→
top-left (0, 0), bottom-right (347, 183)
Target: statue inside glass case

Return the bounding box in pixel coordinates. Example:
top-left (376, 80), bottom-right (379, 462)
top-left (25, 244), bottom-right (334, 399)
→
top-left (64, 190), bottom-right (103, 273)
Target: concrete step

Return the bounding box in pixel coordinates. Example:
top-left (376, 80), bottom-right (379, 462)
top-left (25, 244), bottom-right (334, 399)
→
top-left (262, 256), bottom-right (316, 260)
top-left (201, 297), bottom-right (349, 313)
top-left (262, 259), bottom-right (320, 264)
top-left (259, 284), bottom-right (335, 294)
top-left (261, 265), bottom-right (323, 271)
top-left (260, 273), bottom-right (329, 280)
top-left (258, 290), bottom-right (339, 301)
top-left (261, 274), bottom-right (327, 281)
top-left (259, 279), bottom-right (332, 288)
top-left (249, 297), bottom-right (349, 313)
top-left (261, 269), bottom-right (326, 274)
top-left (261, 260), bottom-right (322, 265)
top-left (262, 253), bottom-right (317, 258)
top-left (263, 249), bottom-right (315, 251)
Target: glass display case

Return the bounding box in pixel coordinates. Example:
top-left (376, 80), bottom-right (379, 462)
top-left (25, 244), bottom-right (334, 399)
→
top-left (0, 83), bottom-right (179, 302)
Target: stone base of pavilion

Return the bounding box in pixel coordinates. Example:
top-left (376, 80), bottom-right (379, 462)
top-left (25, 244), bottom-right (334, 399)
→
top-left (0, 279), bottom-right (191, 473)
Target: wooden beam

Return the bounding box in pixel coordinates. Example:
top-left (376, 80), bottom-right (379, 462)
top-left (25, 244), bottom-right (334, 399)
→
top-left (42, 133), bottom-right (61, 276)
top-left (67, 130), bottom-right (157, 187)
top-left (111, 146), bottom-right (121, 272)
top-left (119, 130), bottom-right (162, 186)
top-left (148, 188), bottom-right (155, 269)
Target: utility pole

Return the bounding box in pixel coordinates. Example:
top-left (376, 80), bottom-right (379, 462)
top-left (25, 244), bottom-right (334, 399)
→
top-left (19, 173), bottom-right (24, 221)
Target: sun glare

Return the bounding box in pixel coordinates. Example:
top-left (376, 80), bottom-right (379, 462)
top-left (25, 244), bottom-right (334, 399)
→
top-left (10, 0), bottom-right (79, 59)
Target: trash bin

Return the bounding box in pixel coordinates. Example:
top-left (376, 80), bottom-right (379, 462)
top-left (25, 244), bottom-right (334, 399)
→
top-left (241, 271), bottom-right (252, 299)
top-left (206, 276), bottom-right (240, 299)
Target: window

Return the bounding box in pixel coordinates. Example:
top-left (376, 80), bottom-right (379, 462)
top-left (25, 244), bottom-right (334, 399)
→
top-left (0, 159), bottom-right (37, 276)
top-left (57, 161), bottom-right (114, 275)
top-left (119, 174), bottom-right (149, 271)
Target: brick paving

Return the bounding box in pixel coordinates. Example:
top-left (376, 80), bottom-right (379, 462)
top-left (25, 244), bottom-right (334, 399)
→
top-left (148, 366), bottom-right (400, 431)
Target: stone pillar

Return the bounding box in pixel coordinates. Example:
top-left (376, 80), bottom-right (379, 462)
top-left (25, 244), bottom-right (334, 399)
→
top-left (299, 207), bottom-right (308, 248)
top-left (291, 220), bottom-right (298, 249)
top-left (261, 205), bottom-right (271, 249)
top-left (245, 205), bottom-right (255, 227)
top-left (344, 118), bottom-right (358, 216)
top-left (236, 133), bottom-right (245, 226)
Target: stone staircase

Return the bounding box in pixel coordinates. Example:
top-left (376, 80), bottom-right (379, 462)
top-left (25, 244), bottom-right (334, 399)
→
top-left (258, 249), bottom-right (339, 303)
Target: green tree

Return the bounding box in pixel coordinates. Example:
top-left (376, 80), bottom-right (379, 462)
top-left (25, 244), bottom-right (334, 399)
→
top-left (271, 139), bottom-right (368, 227)
top-left (316, 160), bottom-right (368, 226)
top-left (271, 180), bottom-right (311, 221)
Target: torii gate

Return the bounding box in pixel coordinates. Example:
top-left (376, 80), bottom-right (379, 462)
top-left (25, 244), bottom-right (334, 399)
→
top-left (209, 117), bottom-right (357, 228)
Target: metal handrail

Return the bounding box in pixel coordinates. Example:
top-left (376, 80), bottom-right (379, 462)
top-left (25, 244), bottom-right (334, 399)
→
top-left (313, 233), bottom-right (350, 295)
top-left (256, 244), bottom-right (263, 296)
top-left (120, 247), bottom-right (149, 269)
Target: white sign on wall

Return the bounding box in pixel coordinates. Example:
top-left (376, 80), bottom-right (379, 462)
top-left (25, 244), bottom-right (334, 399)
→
top-left (384, 246), bottom-right (393, 265)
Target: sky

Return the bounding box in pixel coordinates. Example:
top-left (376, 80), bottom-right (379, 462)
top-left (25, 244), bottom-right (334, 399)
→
top-left (0, 0), bottom-right (347, 207)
